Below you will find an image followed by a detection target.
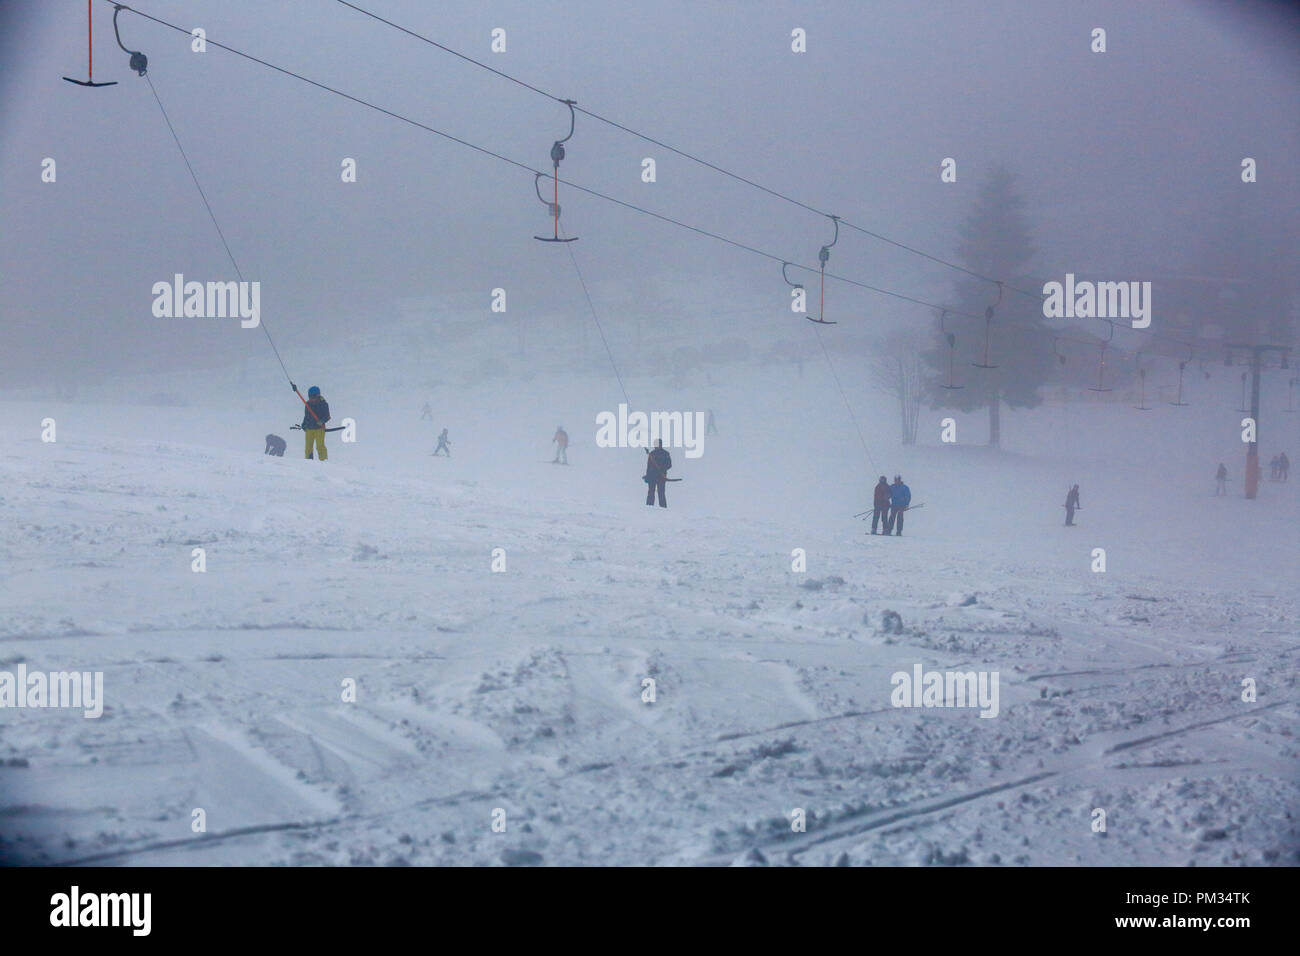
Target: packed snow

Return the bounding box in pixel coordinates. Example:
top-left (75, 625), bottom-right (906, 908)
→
top-left (0, 325), bottom-right (1297, 867)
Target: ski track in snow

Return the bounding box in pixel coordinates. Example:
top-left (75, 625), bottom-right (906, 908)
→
top-left (0, 376), bottom-right (1297, 867)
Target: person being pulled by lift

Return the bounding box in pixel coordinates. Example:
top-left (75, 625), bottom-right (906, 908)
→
top-left (870, 475), bottom-right (891, 534)
top-left (433, 428), bottom-right (451, 457)
top-left (644, 439), bottom-right (672, 508)
top-left (552, 426), bottom-right (569, 464)
top-left (1215, 463), bottom-right (1228, 496)
top-left (1064, 483), bottom-right (1081, 526)
top-left (292, 383), bottom-right (331, 460)
top-left (886, 475), bottom-right (911, 535)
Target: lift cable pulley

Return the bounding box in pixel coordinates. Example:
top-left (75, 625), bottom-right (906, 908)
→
top-left (112, 4), bottom-right (148, 76)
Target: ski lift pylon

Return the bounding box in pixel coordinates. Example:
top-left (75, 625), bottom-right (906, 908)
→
top-left (534, 99), bottom-right (578, 243)
top-left (63, 0), bottom-right (118, 87)
top-left (1170, 343), bottom-right (1192, 406)
top-left (1134, 352), bottom-right (1151, 410)
top-left (1088, 320), bottom-right (1114, 392)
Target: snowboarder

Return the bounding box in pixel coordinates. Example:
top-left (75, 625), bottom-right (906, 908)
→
top-left (870, 475), bottom-right (891, 534)
top-left (296, 385), bottom-right (330, 460)
top-left (706, 409), bottom-right (718, 435)
top-left (552, 426), bottom-right (569, 464)
top-left (264, 433), bottom-right (286, 457)
top-left (420, 402), bottom-right (433, 421)
top-left (1281, 452), bottom-right (1290, 481)
top-left (433, 428), bottom-right (451, 457)
top-left (644, 439), bottom-right (672, 508)
top-left (1064, 484), bottom-right (1081, 526)
top-left (1215, 463), bottom-right (1228, 495)
top-left (886, 475), bottom-right (911, 535)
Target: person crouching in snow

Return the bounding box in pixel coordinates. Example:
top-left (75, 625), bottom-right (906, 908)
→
top-left (295, 384), bottom-right (331, 460)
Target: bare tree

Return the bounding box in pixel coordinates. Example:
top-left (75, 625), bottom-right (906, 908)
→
top-left (870, 330), bottom-right (928, 445)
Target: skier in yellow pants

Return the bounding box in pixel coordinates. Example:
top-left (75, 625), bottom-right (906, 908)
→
top-left (293, 383), bottom-right (331, 460)
top-left (304, 427), bottom-right (327, 460)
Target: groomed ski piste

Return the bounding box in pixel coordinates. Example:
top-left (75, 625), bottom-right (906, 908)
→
top-left (1, 324), bottom-right (1297, 867)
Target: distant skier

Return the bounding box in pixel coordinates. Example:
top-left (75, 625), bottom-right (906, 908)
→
top-left (293, 384), bottom-right (330, 460)
top-left (552, 426), bottom-right (569, 464)
top-left (1281, 452), bottom-right (1290, 481)
top-left (706, 409), bottom-right (718, 435)
top-left (870, 475), bottom-right (891, 534)
top-left (1215, 463), bottom-right (1228, 495)
top-left (264, 433), bottom-right (286, 457)
top-left (1064, 484), bottom-right (1081, 526)
top-left (886, 475), bottom-right (911, 535)
top-left (420, 402), bottom-right (433, 421)
top-left (433, 428), bottom-right (451, 457)
top-left (644, 439), bottom-right (672, 508)
top-left (1269, 455), bottom-right (1280, 480)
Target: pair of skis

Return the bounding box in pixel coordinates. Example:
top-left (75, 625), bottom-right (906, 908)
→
top-left (854, 503), bottom-right (923, 518)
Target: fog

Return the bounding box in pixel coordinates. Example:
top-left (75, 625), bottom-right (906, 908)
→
top-left (2, 0), bottom-right (1296, 386)
top-left (1, 0), bottom-right (1298, 874)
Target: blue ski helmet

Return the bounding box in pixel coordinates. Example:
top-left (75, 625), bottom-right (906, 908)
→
top-left (308, 386), bottom-right (320, 397)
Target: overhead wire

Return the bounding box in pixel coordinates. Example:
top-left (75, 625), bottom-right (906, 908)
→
top-left (106, 2), bottom-right (1234, 370)
top-left (142, 72), bottom-right (295, 383)
top-left (330, 0), bottom-right (1043, 300)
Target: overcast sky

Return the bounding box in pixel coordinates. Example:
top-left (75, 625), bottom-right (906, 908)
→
top-left (2, 0), bottom-right (1297, 386)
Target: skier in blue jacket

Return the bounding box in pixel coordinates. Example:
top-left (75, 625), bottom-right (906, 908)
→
top-left (886, 475), bottom-right (912, 535)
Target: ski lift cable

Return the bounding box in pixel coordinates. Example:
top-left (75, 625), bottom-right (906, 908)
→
top-left (559, 224), bottom-right (632, 408)
top-left (327, 0), bottom-right (1042, 301)
top-left (105, 4), bottom-right (988, 322)
top-left (811, 325), bottom-right (880, 472)
top-left (142, 73), bottom-right (295, 384)
top-left (105, 3), bottom-right (1231, 367)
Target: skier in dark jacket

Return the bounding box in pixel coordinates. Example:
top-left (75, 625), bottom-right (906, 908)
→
top-left (433, 428), bottom-right (451, 457)
top-left (294, 384), bottom-right (331, 460)
top-left (870, 476), bottom-right (891, 534)
top-left (1064, 484), bottom-right (1080, 525)
top-left (886, 476), bottom-right (911, 535)
top-left (645, 439), bottom-right (672, 507)
top-left (1215, 463), bottom-right (1228, 495)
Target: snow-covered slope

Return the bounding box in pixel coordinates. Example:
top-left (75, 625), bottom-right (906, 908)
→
top-left (0, 329), bottom-right (1296, 866)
